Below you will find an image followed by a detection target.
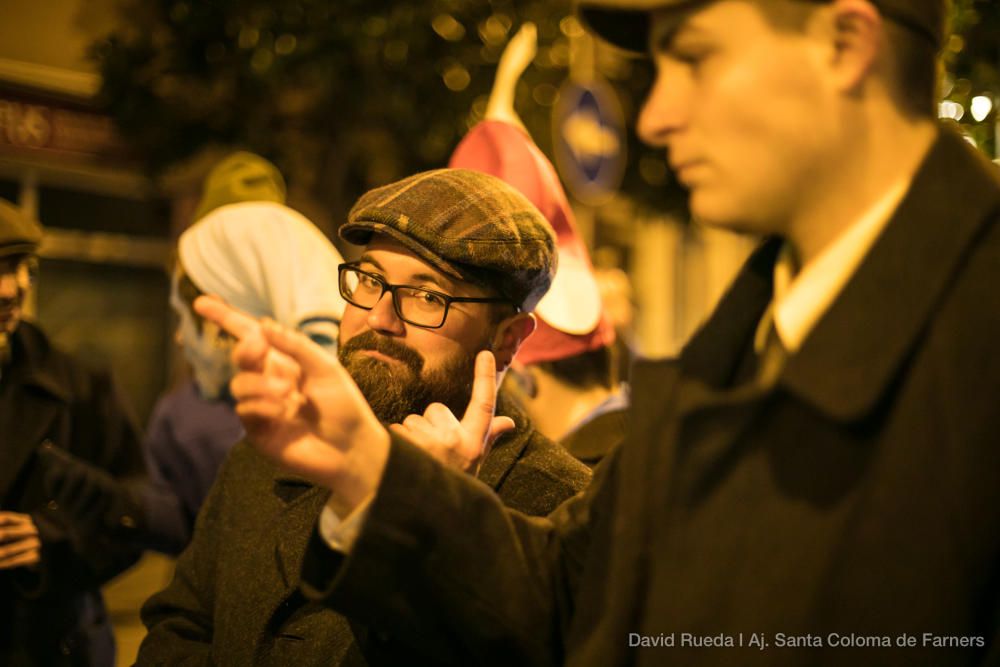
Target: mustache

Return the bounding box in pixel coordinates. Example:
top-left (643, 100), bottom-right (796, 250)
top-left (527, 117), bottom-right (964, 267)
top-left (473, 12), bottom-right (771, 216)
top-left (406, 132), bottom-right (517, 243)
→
top-left (338, 330), bottom-right (424, 374)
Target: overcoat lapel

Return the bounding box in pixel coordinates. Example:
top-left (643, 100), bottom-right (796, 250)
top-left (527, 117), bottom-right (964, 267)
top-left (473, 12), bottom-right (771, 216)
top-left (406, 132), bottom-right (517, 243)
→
top-left (273, 479), bottom-right (330, 590)
top-left (0, 330), bottom-right (69, 499)
top-left (782, 128), bottom-right (1000, 421)
top-left (475, 392), bottom-right (531, 491)
top-left (665, 128), bottom-right (1000, 501)
top-left (245, 475), bottom-right (328, 643)
top-left (659, 238), bottom-right (782, 504)
top-left (0, 386), bottom-right (62, 499)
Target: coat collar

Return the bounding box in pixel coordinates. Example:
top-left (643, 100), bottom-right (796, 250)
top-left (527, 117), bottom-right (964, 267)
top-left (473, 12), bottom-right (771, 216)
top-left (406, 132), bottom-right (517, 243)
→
top-left (0, 322), bottom-right (70, 497)
top-left (782, 127), bottom-right (1000, 421)
top-left (475, 389), bottom-right (533, 490)
top-left (272, 482), bottom-right (329, 590)
top-left (679, 127), bottom-right (1000, 423)
top-left (679, 238), bottom-right (780, 389)
top-left (5, 321), bottom-right (71, 403)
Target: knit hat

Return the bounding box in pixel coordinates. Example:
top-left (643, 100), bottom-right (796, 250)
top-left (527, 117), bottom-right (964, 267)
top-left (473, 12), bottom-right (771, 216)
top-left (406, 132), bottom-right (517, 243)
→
top-left (192, 151), bottom-right (287, 222)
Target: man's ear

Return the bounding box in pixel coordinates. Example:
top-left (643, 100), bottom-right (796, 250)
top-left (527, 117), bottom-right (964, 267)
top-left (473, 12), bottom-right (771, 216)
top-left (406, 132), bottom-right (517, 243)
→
top-left (827, 0), bottom-right (883, 93)
top-left (490, 312), bottom-right (536, 373)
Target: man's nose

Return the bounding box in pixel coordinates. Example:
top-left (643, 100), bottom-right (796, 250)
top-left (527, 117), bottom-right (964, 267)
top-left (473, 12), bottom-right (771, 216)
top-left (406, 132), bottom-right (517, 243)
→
top-left (0, 272), bottom-right (20, 299)
top-left (365, 291), bottom-right (406, 335)
top-left (637, 65), bottom-right (688, 148)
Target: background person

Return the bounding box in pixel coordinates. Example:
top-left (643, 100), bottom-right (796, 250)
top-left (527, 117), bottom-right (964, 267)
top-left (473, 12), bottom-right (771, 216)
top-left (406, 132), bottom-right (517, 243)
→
top-left (43, 152), bottom-right (347, 555)
top-left (0, 198), bottom-right (146, 667)
top-left (449, 23), bottom-right (625, 465)
top-left (137, 168), bottom-right (592, 666)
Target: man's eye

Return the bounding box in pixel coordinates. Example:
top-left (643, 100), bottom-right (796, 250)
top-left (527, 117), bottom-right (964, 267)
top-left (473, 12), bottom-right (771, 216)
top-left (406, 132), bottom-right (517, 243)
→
top-left (415, 291), bottom-right (446, 307)
top-left (674, 52), bottom-right (704, 67)
top-left (358, 274), bottom-right (381, 289)
top-left (669, 45), bottom-right (712, 68)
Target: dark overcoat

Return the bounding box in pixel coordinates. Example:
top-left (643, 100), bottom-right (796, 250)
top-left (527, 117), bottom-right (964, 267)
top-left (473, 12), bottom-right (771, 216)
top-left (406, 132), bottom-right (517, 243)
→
top-left (302, 127), bottom-right (1000, 667)
top-left (137, 393), bottom-right (591, 666)
top-left (0, 320), bottom-right (145, 667)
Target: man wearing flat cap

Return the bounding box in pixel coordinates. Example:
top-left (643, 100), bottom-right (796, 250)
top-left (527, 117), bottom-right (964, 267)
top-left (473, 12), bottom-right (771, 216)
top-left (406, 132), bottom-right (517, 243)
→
top-left (137, 169), bottom-right (591, 665)
top-left (194, 0), bottom-right (999, 665)
top-left (0, 199), bottom-right (145, 667)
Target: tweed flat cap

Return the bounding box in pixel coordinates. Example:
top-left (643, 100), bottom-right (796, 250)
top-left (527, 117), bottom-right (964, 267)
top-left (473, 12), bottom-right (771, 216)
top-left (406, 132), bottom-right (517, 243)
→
top-left (340, 169), bottom-right (557, 312)
top-left (577, 0), bottom-right (947, 54)
top-left (0, 199), bottom-right (43, 259)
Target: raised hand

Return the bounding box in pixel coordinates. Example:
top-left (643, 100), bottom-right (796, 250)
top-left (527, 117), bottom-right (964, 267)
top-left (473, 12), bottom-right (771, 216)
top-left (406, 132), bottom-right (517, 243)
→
top-left (195, 296), bottom-right (389, 516)
top-left (389, 351), bottom-right (515, 474)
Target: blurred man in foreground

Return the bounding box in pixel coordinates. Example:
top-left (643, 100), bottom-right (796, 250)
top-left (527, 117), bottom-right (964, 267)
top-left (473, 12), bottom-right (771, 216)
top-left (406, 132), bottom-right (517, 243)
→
top-left (196, 0), bottom-right (999, 664)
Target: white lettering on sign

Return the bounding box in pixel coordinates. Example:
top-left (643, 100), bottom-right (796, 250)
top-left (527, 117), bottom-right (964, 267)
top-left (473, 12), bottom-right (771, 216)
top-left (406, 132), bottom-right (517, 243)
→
top-left (0, 101), bottom-right (53, 147)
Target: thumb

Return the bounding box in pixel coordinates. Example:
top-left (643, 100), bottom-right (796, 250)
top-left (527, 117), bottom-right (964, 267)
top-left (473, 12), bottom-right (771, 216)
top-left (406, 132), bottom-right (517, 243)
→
top-left (481, 416), bottom-right (516, 463)
top-left (487, 416), bottom-right (516, 443)
top-left (460, 351), bottom-right (500, 441)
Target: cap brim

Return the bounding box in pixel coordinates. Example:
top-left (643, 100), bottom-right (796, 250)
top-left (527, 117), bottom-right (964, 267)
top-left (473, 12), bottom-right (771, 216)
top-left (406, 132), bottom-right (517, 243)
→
top-left (0, 242), bottom-right (38, 259)
top-left (536, 249), bottom-right (603, 334)
top-left (576, 0), bottom-right (706, 54)
top-left (339, 222), bottom-right (468, 283)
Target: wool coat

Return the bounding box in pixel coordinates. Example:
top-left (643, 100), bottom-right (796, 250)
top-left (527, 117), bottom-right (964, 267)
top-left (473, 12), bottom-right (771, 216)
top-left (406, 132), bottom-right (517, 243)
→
top-left (137, 393), bottom-right (591, 666)
top-left (0, 321), bottom-right (145, 667)
top-left (300, 127), bottom-right (1000, 667)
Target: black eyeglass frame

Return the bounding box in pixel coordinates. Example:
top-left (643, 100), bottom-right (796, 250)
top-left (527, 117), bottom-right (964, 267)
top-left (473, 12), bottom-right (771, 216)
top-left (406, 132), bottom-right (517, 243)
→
top-left (338, 263), bottom-right (516, 329)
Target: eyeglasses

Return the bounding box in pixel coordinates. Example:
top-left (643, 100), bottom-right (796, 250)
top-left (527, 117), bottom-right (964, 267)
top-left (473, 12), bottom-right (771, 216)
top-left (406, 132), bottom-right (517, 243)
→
top-left (338, 263), bottom-right (513, 329)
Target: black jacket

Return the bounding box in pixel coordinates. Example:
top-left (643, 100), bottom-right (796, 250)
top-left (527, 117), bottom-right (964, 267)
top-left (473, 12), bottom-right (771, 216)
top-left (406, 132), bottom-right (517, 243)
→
top-left (0, 321), bottom-right (145, 667)
top-left (301, 127), bottom-right (1000, 667)
top-left (137, 393), bottom-right (591, 666)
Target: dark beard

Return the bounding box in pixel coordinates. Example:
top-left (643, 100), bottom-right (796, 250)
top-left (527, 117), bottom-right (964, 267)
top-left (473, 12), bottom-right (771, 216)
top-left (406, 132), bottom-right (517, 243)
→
top-left (339, 330), bottom-right (478, 424)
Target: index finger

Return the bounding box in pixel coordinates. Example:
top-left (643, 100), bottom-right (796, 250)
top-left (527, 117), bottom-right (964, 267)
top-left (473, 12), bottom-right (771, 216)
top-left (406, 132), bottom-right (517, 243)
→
top-left (194, 295), bottom-right (260, 340)
top-left (261, 319), bottom-right (341, 377)
top-left (460, 350), bottom-right (499, 439)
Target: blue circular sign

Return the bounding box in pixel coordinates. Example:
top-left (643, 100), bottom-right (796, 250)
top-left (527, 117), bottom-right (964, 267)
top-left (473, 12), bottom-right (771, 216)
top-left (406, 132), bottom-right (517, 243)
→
top-left (552, 77), bottom-right (627, 205)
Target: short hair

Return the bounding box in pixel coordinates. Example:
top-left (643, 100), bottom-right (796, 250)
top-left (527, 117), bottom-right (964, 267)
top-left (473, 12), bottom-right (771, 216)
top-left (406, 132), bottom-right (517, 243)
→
top-left (759, 0), bottom-right (941, 118)
top-left (881, 19), bottom-right (940, 118)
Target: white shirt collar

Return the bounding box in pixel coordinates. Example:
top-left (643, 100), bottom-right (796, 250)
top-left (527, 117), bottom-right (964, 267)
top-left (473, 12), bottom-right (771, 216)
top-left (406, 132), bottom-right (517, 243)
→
top-left (755, 177), bottom-right (911, 355)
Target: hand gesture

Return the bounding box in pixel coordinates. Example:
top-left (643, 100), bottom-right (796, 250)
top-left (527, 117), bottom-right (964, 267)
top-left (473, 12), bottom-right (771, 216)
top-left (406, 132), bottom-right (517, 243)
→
top-left (389, 351), bottom-right (515, 474)
top-left (195, 296), bottom-right (390, 515)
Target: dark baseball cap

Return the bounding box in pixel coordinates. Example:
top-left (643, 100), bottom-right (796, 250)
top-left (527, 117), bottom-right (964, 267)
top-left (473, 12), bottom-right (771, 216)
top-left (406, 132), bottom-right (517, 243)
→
top-left (0, 199), bottom-right (43, 259)
top-left (577, 0), bottom-right (948, 54)
top-left (340, 169), bottom-right (557, 312)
